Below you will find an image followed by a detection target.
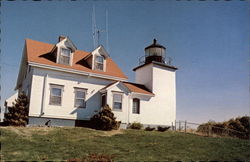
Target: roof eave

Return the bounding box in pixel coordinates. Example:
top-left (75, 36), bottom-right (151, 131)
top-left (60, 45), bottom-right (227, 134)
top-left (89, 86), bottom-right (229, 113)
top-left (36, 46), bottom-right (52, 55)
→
top-left (133, 62), bottom-right (178, 71)
top-left (131, 92), bottom-right (155, 97)
top-left (28, 62), bottom-right (128, 82)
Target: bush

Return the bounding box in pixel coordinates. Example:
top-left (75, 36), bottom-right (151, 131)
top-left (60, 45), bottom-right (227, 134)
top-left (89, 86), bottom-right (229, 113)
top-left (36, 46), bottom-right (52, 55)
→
top-left (157, 126), bottom-right (170, 132)
top-left (238, 116), bottom-right (250, 130)
top-left (4, 92), bottom-right (29, 126)
top-left (130, 122), bottom-right (143, 130)
top-left (145, 126), bottom-right (155, 131)
top-left (197, 124), bottom-right (210, 134)
top-left (197, 116), bottom-right (250, 139)
top-left (238, 116), bottom-right (250, 137)
top-left (90, 105), bottom-right (120, 131)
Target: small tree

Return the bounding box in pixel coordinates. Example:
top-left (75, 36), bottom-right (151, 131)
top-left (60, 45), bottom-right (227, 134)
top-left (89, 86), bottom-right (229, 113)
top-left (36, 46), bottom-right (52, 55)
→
top-left (90, 105), bottom-right (120, 131)
top-left (4, 92), bottom-right (29, 126)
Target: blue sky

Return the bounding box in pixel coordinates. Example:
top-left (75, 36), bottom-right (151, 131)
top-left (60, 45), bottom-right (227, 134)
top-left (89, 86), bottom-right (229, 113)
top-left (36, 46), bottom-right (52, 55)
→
top-left (1, 0), bottom-right (249, 123)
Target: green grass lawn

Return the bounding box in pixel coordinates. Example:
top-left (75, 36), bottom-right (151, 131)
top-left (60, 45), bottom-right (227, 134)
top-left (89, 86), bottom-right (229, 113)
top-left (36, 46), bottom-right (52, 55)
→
top-left (0, 126), bottom-right (249, 161)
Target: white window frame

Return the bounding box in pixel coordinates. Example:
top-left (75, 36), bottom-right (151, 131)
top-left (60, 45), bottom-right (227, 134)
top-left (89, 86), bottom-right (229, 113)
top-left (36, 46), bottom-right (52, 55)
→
top-left (74, 88), bottom-right (87, 108)
top-left (112, 92), bottom-right (123, 111)
top-left (132, 98), bottom-right (140, 114)
top-left (59, 48), bottom-right (71, 65)
top-left (49, 84), bottom-right (64, 106)
top-left (95, 55), bottom-right (104, 71)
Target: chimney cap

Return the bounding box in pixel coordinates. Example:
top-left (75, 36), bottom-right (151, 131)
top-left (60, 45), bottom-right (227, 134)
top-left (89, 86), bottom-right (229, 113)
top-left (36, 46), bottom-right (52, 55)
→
top-left (58, 35), bottom-right (67, 42)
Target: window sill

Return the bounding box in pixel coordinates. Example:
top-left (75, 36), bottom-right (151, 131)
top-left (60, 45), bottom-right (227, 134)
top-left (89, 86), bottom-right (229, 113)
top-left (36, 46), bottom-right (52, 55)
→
top-left (49, 103), bottom-right (62, 106)
top-left (94, 68), bottom-right (104, 72)
top-left (59, 63), bottom-right (71, 66)
top-left (112, 109), bottom-right (122, 112)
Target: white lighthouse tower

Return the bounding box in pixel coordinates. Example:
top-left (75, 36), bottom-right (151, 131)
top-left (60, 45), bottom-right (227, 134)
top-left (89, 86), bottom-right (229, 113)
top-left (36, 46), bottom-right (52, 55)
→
top-left (133, 39), bottom-right (177, 126)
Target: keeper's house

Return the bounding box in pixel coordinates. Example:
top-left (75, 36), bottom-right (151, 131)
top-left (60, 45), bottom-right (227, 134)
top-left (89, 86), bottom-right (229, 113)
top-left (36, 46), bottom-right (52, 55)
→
top-left (7, 36), bottom-right (177, 128)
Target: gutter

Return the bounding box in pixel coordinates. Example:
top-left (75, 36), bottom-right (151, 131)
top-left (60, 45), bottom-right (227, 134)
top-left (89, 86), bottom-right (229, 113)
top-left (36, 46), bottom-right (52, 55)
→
top-left (127, 94), bottom-right (131, 126)
top-left (40, 73), bottom-right (48, 116)
top-left (28, 62), bottom-right (128, 82)
top-left (131, 92), bottom-right (155, 97)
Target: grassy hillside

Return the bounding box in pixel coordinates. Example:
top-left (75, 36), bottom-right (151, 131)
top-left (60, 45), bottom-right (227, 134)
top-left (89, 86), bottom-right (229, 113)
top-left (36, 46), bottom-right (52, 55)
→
top-left (0, 127), bottom-right (249, 161)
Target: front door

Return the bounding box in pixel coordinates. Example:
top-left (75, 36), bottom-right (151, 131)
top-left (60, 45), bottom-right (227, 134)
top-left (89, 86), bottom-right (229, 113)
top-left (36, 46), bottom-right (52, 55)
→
top-left (101, 93), bottom-right (107, 107)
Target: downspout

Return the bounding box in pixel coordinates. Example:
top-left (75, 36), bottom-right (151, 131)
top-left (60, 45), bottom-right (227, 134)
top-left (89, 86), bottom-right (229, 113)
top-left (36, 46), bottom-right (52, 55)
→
top-left (127, 93), bottom-right (131, 127)
top-left (40, 74), bottom-right (48, 116)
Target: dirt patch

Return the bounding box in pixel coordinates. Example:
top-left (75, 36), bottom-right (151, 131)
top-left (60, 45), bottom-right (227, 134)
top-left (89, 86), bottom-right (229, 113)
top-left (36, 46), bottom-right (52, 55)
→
top-left (99, 129), bottom-right (124, 137)
top-left (10, 151), bottom-right (22, 156)
top-left (2, 127), bottom-right (32, 137)
top-left (1, 126), bottom-right (51, 137)
top-left (1, 126), bottom-right (123, 137)
top-left (28, 127), bottom-right (51, 135)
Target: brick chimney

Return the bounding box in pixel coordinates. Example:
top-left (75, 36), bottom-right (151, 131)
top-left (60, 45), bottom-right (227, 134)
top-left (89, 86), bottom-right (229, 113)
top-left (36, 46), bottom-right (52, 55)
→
top-left (58, 35), bottom-right (66, 42)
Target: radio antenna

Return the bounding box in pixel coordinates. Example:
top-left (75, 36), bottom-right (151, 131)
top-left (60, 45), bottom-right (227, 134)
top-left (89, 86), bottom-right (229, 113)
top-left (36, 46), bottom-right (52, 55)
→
top-left (106, 9), bottom-right (109, 54)
top-left (92, 5), bottom-right (97, 49)
top-left (92, 5), bottom-right (107, 49)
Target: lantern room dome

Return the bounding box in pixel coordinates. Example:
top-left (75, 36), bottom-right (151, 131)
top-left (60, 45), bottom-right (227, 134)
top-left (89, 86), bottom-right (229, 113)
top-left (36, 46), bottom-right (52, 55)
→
top-left (145, 39), bottom-right (166, 50)
top-left (137, 39), bottom-right (175, 69)
top-left (144, 39), bottom-right (166, 64)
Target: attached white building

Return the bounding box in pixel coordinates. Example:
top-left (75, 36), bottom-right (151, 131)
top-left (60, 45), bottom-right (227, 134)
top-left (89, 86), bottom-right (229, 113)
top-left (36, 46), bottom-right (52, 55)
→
top-left (8, 36), bottom-right (177, 127)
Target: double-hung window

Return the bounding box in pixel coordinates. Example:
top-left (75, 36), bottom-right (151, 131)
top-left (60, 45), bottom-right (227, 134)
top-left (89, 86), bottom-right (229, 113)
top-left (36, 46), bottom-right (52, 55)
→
top-left (132, 98), bottom-right (140, 114)
top-left (113, 93), bottom-right (123, 110)
top-left (49, 84), bottom-right (63, 105)
top-left (95, 55), bottom-right (104, 71)
top-left (74, 88), bottom-right (87, 108)
top-left (59, 48), bottom-right (71, 65)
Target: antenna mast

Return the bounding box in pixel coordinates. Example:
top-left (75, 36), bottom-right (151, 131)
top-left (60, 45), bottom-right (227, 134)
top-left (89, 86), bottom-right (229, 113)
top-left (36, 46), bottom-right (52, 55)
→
top-left (106, 9), bottom-right (109, 53)
top-left (92, 5), bottom-right (97, 49)
top-left (92, 5), bottom-right (107, 49)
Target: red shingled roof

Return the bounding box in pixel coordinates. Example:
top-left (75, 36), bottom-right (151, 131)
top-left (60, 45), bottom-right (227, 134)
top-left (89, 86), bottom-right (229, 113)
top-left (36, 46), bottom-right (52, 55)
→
top-left (123, 82), bottom-right (154, 95)
top-left (100, 81), bottom-right (154, 96)
top-left (25, 39), bottom-right (128, 80)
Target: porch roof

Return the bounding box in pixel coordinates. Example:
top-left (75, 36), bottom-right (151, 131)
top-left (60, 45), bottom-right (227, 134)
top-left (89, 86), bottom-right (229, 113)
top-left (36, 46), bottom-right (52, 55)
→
top-left (100, 81), bottom-right (154, 96)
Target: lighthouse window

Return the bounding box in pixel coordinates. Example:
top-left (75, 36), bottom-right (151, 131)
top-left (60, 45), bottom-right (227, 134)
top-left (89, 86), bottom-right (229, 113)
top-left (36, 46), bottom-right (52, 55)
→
top-left (95, 55), bottom-right (104, 71)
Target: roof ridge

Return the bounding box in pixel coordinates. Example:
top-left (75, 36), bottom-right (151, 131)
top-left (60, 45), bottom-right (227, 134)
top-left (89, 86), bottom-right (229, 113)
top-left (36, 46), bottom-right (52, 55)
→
top-left (25, 38), bottom-right (55, 46)
top-left (100, 81), bottom-right (119, 91)
top-left (25, 38), bottom-right (90, 53)
top-left (25, 38), bottom-right (128, 80)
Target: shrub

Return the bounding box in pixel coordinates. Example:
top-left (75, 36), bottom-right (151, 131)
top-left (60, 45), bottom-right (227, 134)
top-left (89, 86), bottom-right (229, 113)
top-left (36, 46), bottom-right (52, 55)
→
top-left (145, 126), bottom-right (155, 131)
top-left (130, 122), bottom-right (143, 130)
top-left (197, 124), bottom-right (210, 133)
top-left (157, 126), bottom-right (170, 132)
top-left (238, 116), bottom-right (250, 130)
top-left (197, 116), bottom-right (250, 139)
top-left (4, 92), bottom-right (29, 126)
top-left (238, 116), bottom-right (250, 137)
top-left (90, 105), bottom-right (120, 131)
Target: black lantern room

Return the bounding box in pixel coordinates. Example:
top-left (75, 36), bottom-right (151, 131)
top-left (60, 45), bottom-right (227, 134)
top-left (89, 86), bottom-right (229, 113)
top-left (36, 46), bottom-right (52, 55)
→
top-left (144, 39), bottom-right (166, 64)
